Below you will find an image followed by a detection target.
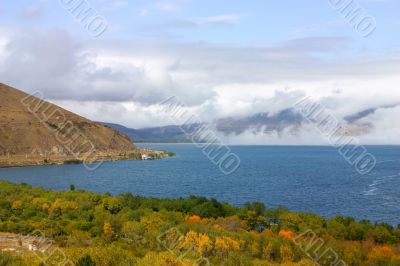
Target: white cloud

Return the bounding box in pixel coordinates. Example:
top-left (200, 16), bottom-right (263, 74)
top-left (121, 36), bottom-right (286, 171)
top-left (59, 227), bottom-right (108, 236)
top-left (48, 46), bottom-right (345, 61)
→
top-left (52, 100), bottom-right (175, 128)
top-left (357, 106), bottom-right (400, 144)
top-left (220, 125), bottom-right (328, 145)
top-left (200, 14), bottom-right (241, 26)
top-left (1, 28), bottom-right (400, 143)
top-left (155, 1), bottom-right (180, 12)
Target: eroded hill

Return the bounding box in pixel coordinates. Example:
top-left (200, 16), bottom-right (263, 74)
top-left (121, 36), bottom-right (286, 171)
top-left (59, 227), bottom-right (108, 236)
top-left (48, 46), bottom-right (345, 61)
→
top-left (0, 83), bottom-right (139, 167)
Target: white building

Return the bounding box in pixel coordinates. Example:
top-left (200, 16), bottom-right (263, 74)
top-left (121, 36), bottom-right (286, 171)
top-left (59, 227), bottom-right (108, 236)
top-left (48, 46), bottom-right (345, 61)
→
top-left (141, 154), bottom-right (153, 160)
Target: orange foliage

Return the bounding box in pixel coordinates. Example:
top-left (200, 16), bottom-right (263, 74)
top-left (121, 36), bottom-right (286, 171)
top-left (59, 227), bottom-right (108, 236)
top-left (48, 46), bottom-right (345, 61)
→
top-left (368, 245), bottom-right (394, 262)
top-left (213, 224), bottom-right (222, 230)
top-left (187, 215), bottom-right (201, 223)
top-left (279, 229), bottom-right (295, 240)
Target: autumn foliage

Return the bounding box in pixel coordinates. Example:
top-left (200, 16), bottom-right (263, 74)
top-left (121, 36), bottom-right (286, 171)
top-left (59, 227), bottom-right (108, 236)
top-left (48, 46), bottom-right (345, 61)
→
top-left (187, 215), bottom-right (201, 223)
top-left (0, 181), bottom-right (400, 265)
top-left (367, 245), bottom-right (394, 264)
top-left (279, 229), bottom-right (295, 239)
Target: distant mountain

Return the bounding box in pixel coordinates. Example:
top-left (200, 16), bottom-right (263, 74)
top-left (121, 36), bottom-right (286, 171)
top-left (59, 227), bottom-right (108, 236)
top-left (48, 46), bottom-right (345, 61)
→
top-left (344, 103), bottom-right (400, 123)
top-left (101, 122), bottom-right (202, 142)
top-left (0, 83), bottom-right (135, 156)
top-left (102, 104), bottom-right (390, 143)
top-left (344, 108), bottom-right (377, 124)
top-left (101, 109), bottom-right (306, 142)
top-left (215, 108), bottom-right (305, 135)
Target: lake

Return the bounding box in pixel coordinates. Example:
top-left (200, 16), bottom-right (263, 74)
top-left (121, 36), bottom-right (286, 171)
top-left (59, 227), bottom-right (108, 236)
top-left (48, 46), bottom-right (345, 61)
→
top-left (0, 144), bottom-right (399, 225)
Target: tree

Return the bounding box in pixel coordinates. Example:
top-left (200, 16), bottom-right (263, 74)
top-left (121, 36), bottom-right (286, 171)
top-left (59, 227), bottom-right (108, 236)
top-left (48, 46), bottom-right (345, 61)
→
top-left (244, 202), bottom-right (266, 216)
top-left (327, 219), bottom-right (346, 239)
top-left (280, 245), bottom-right (293, 263)
top-left (346, 222), bottom-right (367, 241)
top-left (197, 234), bottom-right (213, 256)
top-left (187, 215), bottom-right (201, 223)
top-left (103, 222), bottom-right (114, 242)
top-left (103, 198), bottom-right (123, 214)
top-left (76, 255), bottom-right (96, 266)
top-left (279, 229), bottom-right (295, 240)
top-left (222, 252), bottom-right (252, 266)
top-left (215, 216), bottom-right (248, 231)
top-left (122, 221), bottom-right (145, 244)
top-left (262, 242), bottom-right (273, 261)
top-left (11, 200), bottom-right (22, 210)
top-left (373, 225), bottom-right (394, 244)
top-left (215, 236), bottom-right (241, 259)
top-left (367, 245), bottom-right (394, 265)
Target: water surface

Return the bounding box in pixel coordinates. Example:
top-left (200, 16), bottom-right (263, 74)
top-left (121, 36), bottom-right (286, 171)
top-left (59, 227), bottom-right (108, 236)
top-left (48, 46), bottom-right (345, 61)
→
top-left (0, 144), bottom-right (399, 225)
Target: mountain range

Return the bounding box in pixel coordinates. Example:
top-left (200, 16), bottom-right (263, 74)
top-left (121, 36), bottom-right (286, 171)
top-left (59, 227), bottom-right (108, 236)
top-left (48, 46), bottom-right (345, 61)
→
top-left (102, 105), bottom-right (389, 143)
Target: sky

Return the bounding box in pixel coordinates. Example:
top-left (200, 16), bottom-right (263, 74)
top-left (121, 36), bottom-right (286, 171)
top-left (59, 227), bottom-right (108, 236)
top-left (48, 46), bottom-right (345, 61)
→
top-left (0, 0), bottom-right (400, 144)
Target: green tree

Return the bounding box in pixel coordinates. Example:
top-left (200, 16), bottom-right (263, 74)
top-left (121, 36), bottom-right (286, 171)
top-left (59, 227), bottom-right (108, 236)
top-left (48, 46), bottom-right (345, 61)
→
top-left (76, 255), bottom-right (96, 266)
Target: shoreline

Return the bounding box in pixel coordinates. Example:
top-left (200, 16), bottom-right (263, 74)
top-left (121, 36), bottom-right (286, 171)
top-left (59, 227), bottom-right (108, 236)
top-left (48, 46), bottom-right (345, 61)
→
top-left (0, 149), bottom-right (175, 168)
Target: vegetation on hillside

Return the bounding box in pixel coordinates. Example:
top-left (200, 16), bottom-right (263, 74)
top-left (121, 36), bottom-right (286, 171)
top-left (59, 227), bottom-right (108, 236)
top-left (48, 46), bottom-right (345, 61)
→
top-left (0, 181), bottom-right (399, 265)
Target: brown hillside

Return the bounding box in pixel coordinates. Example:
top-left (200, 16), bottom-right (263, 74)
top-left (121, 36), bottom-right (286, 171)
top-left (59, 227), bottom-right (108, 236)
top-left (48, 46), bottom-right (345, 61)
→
top-left (0, 83), bottom-right (135, 157)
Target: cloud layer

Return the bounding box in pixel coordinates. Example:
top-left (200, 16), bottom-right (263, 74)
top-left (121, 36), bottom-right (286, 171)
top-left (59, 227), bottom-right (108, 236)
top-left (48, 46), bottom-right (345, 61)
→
top-left (0, 26), bottom-right (400, 144)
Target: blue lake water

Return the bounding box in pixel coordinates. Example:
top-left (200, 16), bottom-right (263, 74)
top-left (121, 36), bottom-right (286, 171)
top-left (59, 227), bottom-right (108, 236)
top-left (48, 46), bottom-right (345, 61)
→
top-left (0, 144), bottom-right (399, 225)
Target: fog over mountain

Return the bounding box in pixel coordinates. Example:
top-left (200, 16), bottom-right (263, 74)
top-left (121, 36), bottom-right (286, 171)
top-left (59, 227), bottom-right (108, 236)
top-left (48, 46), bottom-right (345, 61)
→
top-left (101, 102), bottom-right (400, 145)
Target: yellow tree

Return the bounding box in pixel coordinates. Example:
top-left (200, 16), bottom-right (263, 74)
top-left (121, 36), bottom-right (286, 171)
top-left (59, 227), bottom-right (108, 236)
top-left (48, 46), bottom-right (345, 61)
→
top-left (215, 236), bottom-right (241, 259)
top-left (12, 200), bottom-right (22, 210)
top-left (280, 244), bottom-right (293, 263)
top-left (181, 230), bottom-right (198, 251)
top-left (262, 242), bottom-right (273, 261)
top-left (197, 234), bottom-right (213, 256)
top-left (103, 222), bottom-right (114, 242)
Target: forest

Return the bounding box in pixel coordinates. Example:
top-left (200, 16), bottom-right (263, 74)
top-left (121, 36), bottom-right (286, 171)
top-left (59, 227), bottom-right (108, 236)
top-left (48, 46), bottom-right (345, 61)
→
top-left (0, 181), bottom-right (399, 266)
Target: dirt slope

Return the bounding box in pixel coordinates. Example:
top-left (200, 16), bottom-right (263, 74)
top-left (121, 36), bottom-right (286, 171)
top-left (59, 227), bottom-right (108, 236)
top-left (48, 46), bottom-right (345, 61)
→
top-left (0, 83), bottom-right (135, 157)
